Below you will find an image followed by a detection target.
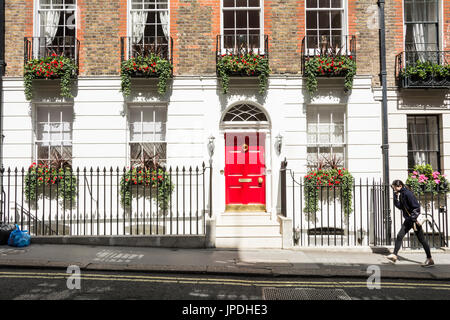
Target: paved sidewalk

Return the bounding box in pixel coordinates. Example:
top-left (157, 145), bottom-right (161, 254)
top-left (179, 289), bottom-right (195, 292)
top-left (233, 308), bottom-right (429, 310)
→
top-left (1, 244), bottom-right (450, 280)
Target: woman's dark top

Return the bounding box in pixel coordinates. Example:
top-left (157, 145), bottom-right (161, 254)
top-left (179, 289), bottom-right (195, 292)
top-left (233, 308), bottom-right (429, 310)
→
top-left (393, 186), bottom-right (420, 222)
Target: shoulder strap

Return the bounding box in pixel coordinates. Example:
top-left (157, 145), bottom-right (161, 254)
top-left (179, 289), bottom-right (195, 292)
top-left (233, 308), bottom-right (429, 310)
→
top-left (399, 193), bottom-right (411, 216)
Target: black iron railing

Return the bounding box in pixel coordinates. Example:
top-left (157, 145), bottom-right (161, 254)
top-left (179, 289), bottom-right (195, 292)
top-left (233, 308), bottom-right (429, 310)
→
top-left (301, 35), bottom-right (356, 73)
top-left (0, 165), bottom-right (209, 237)
top-left (280, 160), bottom-right (449, 248)
top-left (395, 51), bottom-right (450, 88)
top-left (216, 34), bottom-right (269, 68)
top-left (120, 36), bottom-right (173, 64)
top-left (24, 37), bottom-right (79, 71)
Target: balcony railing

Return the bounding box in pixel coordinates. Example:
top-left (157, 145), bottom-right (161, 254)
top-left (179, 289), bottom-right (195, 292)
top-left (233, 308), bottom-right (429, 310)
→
top-left (301, 35), bottom-right (356, 73)
top-left (24, 37), bottom-right (79, 71)
top-left (216, 34), bottom-right (269, 63)
top-left (120, 36), bottom-right (173, 64)
top-left (396, 51), bottom-right (450, 89)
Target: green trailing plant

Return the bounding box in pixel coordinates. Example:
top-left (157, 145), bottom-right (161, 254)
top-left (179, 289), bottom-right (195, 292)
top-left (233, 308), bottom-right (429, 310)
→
top-left (303, 167), bottom-right (353, 223)
top-left (304, 55), bottom-right (356, 95)
top-left (401, 60), bottom-right (450, 81)
top-left (217, 53), bottom-right (270, 94)
top-left (120, 54), bottom-right (173, 96)
top-left (119, 166), bottom-right (174, 211)
top-left (24, 53), bottom-right (78, 101)
top-left (24, 162), bottom-right (77, 204)
top-left (405, 164), bottom-right (449, 196)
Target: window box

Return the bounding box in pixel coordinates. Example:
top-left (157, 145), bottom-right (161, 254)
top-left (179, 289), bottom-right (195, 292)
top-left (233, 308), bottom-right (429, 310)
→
top-left (396, 51), bottom-right (450, 89)
top-left (23, 37), bottom-right (79, 100)
top-left (302, 35), bottom-right (356, 94)
top-left (216, 34), bottom-right (270, 94)
top-left (120, 37), bottom-right (173, 96)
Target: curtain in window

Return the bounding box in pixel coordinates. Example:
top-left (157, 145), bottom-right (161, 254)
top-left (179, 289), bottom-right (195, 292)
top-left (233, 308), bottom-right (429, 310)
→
top-left (132, 11), bottom-right (149, 43)
top-left (411, 7), bottom-right (425, 53)
top-left (409, 120), bottom-right (427, 165)
top-left (42, 0), bottom-right (62, 46)
top-left (159, 11), bottom-right (169, 41)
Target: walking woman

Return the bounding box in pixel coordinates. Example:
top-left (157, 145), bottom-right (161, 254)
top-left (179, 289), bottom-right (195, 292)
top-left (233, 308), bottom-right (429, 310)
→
top-left (386, 180), bottom-right (434, 267)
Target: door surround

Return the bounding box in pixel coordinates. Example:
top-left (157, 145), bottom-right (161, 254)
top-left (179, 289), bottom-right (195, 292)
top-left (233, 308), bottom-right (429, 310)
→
top-left (219, 102), bottom-right (272, 214)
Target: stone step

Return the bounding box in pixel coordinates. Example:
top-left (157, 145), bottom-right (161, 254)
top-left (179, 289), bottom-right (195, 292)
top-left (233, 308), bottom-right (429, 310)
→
top-left (215, 224), bottom-right (281, 237)
top-left (217, 212), bottom-right (276, 226)
top-left (215, 236), bottom-right (283, 249)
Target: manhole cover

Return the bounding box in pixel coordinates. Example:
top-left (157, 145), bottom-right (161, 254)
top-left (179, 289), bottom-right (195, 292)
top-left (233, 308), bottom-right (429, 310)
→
top-left (0, 248), bottom-right (27, 255)
top-left (262, 288), bottom-right (351, 300)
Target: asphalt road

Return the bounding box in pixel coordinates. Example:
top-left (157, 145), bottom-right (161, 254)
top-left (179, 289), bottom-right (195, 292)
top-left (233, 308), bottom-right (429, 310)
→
top-left (0, 267), bottom-right (450, 302)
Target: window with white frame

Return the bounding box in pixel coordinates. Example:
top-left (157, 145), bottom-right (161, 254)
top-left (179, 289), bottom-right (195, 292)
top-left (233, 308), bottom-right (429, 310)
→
top-left (305, 0), bottom-right (345, 51)
top-left (404, 0), bottom-right (439, 52)
top-left (35, 105), bottom-right (73, 166)
top-left (307, 106), bottom-right (346, 169)
top-left (407, 115), bottom-right (440, 171)
top-left (130, 0), bottom-right (169, 56)
top-left (37, 0), bottom-right (76, 54)
top-left (129, 106), bottom-right (167, 168)
top-left (222, 0), bottom-right (262, 50)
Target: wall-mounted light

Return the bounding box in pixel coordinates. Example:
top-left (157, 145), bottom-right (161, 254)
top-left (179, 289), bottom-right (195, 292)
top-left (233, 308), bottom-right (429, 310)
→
top-left (275, 134), bottom-right (283, 156)
top-left (207, 135), bottom-right (215, 159)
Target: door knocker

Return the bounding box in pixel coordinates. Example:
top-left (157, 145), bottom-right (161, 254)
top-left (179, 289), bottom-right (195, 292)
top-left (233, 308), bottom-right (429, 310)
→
top-left (242, 143), bottom-right (249, 153)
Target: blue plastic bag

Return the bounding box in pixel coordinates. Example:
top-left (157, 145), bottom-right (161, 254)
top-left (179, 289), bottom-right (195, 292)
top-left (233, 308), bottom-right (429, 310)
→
top-left (8, 224), bottom-right (31, 247)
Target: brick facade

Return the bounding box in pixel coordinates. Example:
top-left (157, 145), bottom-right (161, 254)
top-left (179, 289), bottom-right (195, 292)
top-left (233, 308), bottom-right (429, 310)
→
top-left (3, 0), bottom-right (449, 85)
top-left (78, 0), bottom-right (125, 76)
top-left (170, 0), bottom-right (219, 75)
top-left (444, 0), bottom-right (450, 51)
top-left (264, 0), bottom-right (304, 74)
top-left (5, 0), bottom-right (33, 77)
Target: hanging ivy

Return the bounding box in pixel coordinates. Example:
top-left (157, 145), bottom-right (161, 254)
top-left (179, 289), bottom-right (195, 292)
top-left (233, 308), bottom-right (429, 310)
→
top-left (303, 168), bottom-right (354, 223)
top-left (217, 53), bottom-right (270, 94)
top-left (305, 55), bottom-right (356, 95)
top-left (24, 163), bottom-right (77, 204)
top-left (120, 54), bottom-right (173, 96)
top-left (401, 60), bottom-right (450, 81)
top-left (24, 54), bottom-right (78, 101)
top-left (119, 167), bottom-right (174, 211)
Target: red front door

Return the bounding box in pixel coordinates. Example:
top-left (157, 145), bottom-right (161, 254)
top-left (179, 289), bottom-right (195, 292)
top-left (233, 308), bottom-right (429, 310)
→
top-left (225, 132), bottom-right (266, 209)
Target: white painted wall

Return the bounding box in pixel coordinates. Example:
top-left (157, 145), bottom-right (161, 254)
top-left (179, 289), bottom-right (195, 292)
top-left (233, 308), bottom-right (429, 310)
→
top-left (10, 75), bottom-right (450, 236)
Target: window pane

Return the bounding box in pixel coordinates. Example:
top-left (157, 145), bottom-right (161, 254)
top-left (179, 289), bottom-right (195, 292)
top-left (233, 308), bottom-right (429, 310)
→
top-left (427, 0), bottom-right (439, 21)
top-left (319, 0), bottom-right (330, 8)
top-left (224, 11), bottom-right (235, 29)
top-left (224, 0), bottom-right (234, 7)
top-left (248, 10), bottom-right (259, 28)
top-left (306, 11), bottom-right (317, 29)
top-left (37, 143), bottom-right (49, 160)
top-left (332, 124), bottom-right (344, 144)
top-left (236, 10), bottom-right (247, 28)
top-left (429, 152), bottom-right (439, 170)
top-left (236, 0), bottom-right (247, 7)
top-left (330, 11), bottom-right (341, 28)
top-left (319, 11), bottom-right (330, 29)
top-left (307, 147), bottom-right (318, 166)
top-left (319, 147), bottom-right (331, 160)
top-left (331, 0), bottom-right (341, 8)
top-left (307, 0), bottom-right (318, 8)
top-left (248, 0), bottom-right (259, 7)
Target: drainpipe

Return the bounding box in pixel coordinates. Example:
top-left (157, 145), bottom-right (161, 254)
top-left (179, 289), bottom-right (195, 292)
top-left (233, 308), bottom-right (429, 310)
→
top-left (0, 0), bottom-right (5, 169)
top-left (0, 0), bottom-right (5, 221)
top-left (378, 0), bottom-right (392, 243)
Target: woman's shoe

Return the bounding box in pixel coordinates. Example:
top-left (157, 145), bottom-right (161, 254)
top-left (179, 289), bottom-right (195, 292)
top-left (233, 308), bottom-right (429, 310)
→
top-left (421, 258), bottom-right (435, 268)
top-left (386, 254), bottom-right (398, 263)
